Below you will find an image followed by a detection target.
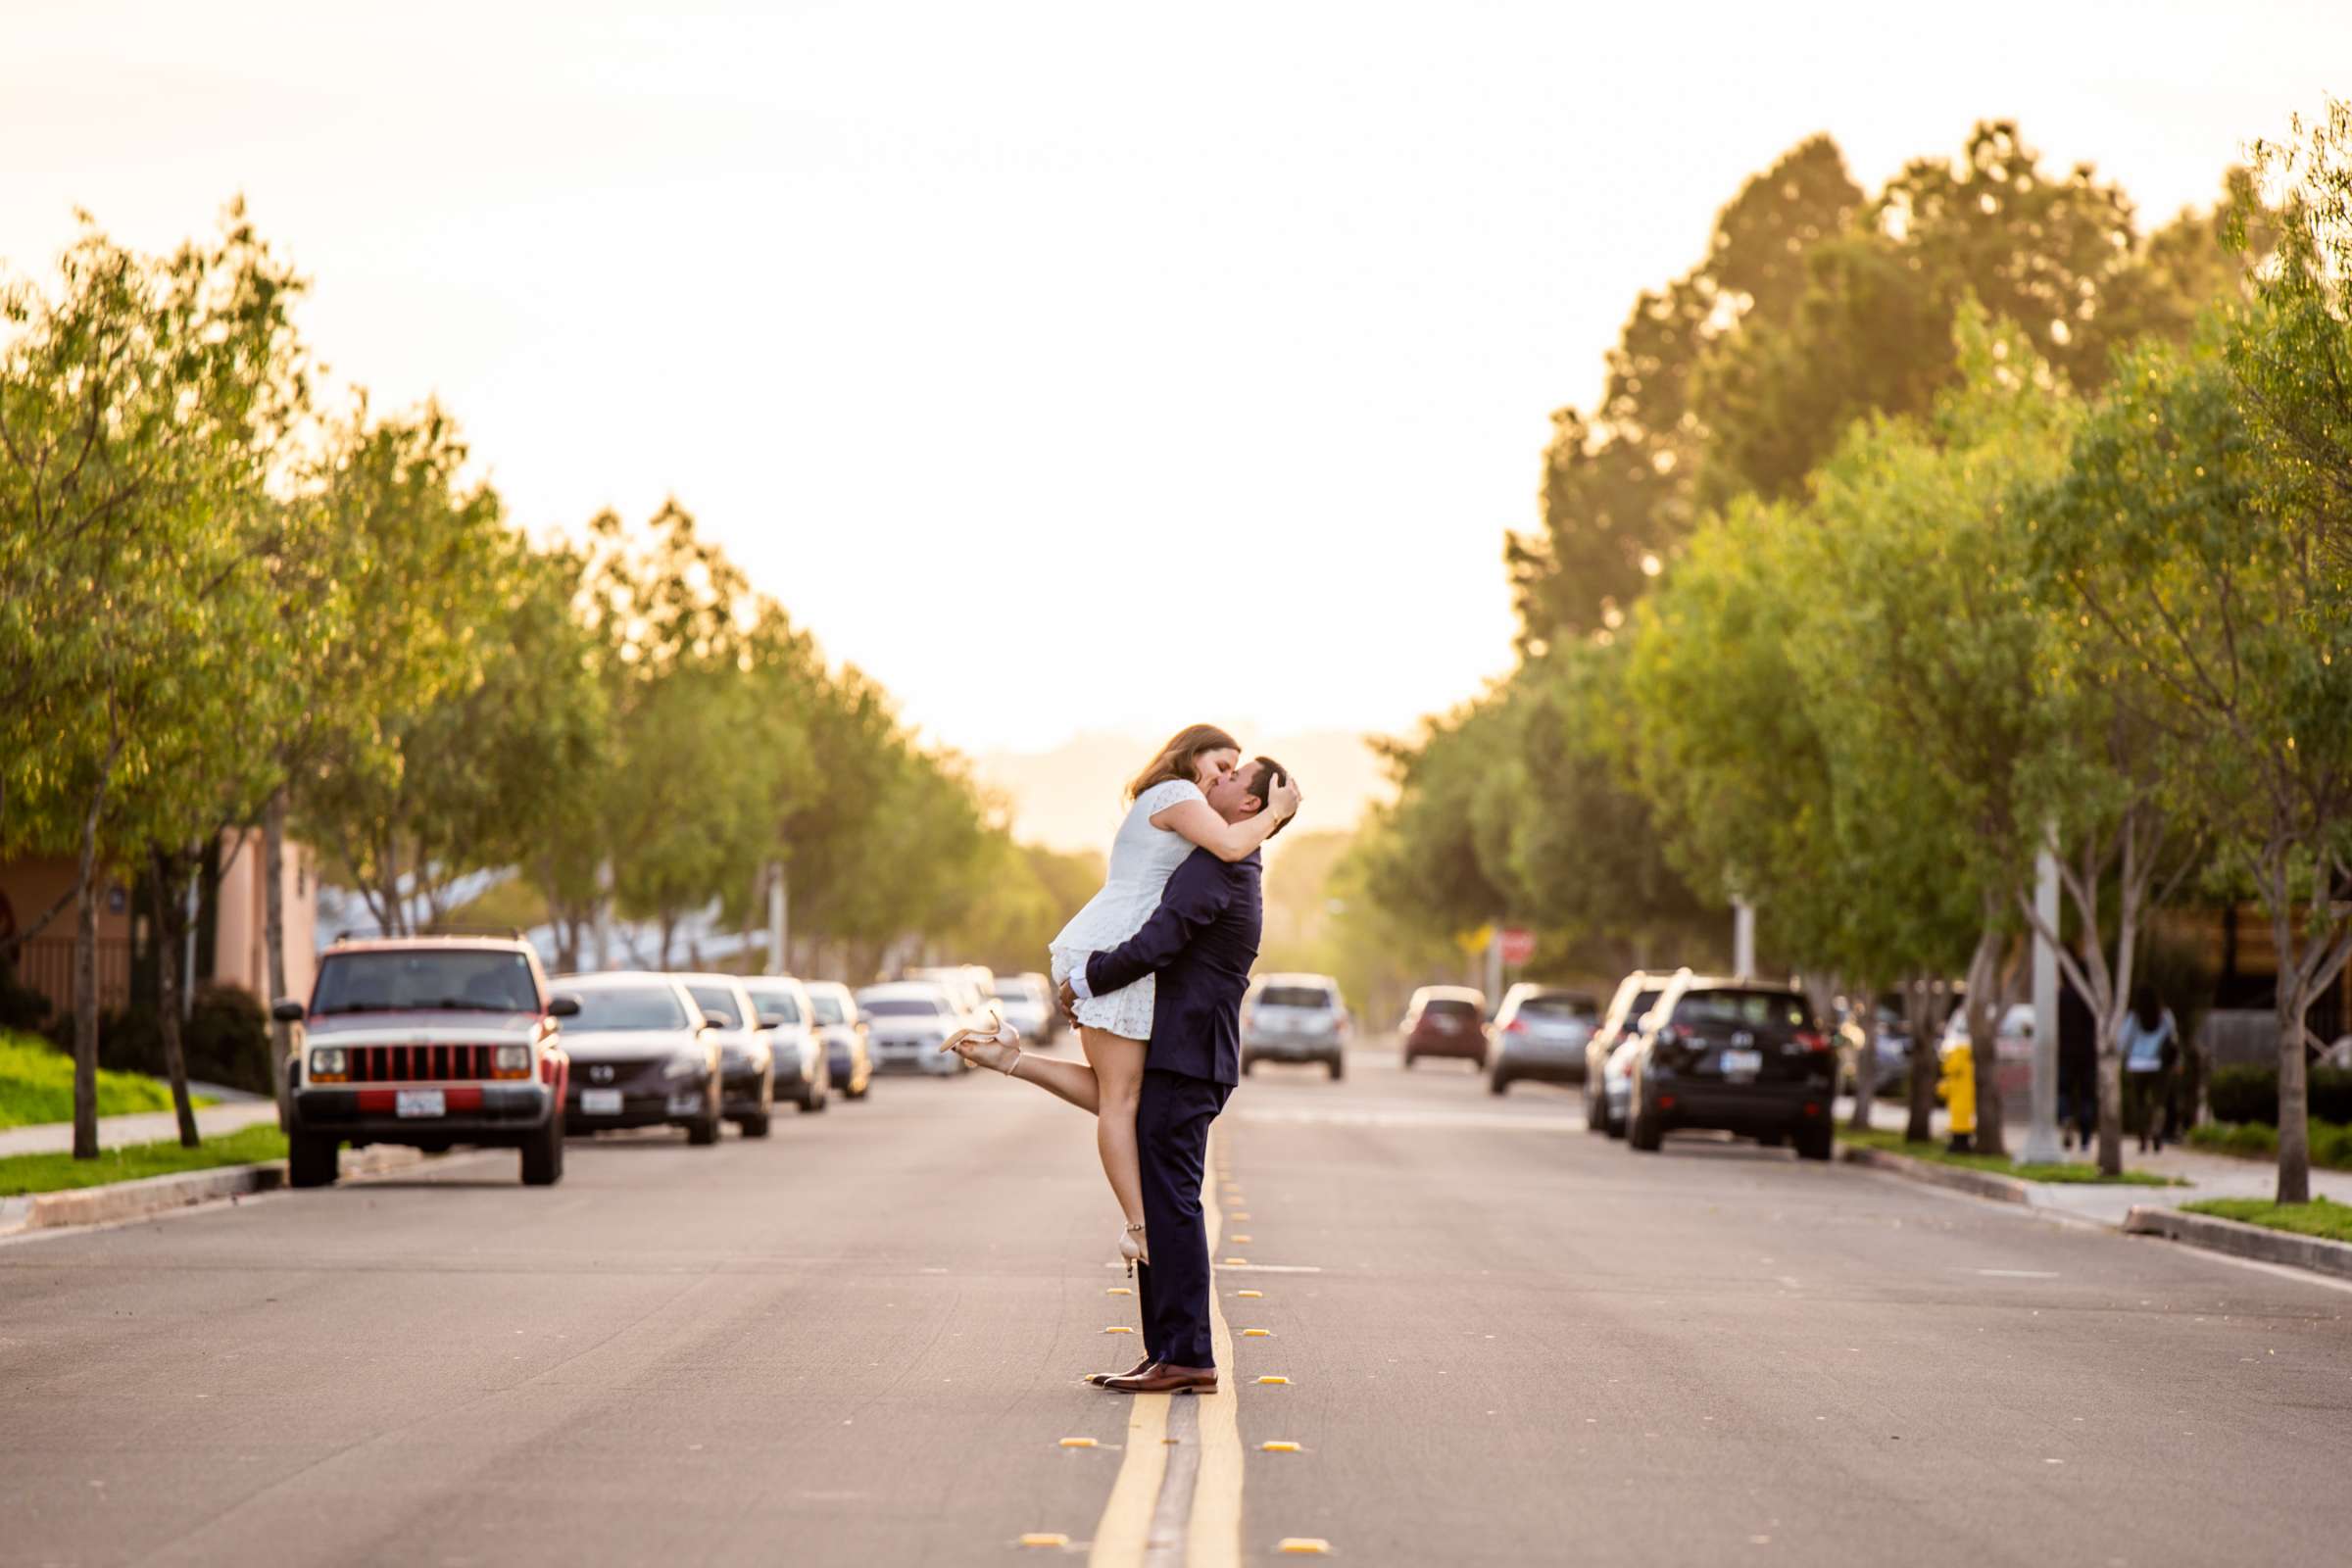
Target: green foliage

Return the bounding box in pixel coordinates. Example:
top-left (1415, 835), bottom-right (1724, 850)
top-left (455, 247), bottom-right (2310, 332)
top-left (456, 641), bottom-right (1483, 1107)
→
top-left (2208, 1066), bottom-right (2352, 1127)
top-left (2180, 1195), bottom-right (2352, 1244)
top-left (0, 1029), bottom-right (217, 1128)
top-left (97, 984), bottom-right (275, 1095)
top-left (0, 1124), bottom-right (288, 1197)
top-left (1838, 1127), bottom-right (2178, 1185)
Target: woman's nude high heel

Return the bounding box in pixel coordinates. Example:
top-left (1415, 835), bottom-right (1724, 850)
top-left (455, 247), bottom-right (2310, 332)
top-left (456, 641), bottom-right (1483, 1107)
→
top-left (1120, 1221), bottom-right (1149, 1277)
top-left (941, 1008), bottom-right (1021, 1075)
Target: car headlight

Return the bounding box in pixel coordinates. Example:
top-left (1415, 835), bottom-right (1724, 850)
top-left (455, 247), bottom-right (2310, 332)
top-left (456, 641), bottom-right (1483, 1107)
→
top-left (662, 1051), bottom-right (706, 1080)
top-left (493, 1044), bottom-right (532, 1079)
top-left (309, 1047), bottom-right (348, 1082)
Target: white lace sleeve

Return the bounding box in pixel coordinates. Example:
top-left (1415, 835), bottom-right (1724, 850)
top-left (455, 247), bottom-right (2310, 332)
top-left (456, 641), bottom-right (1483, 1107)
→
top-left (1137, 778), bottom-right (1206, 818)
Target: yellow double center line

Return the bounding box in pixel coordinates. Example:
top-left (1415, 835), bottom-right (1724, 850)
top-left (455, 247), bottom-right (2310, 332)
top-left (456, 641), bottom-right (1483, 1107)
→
top-left (1088, 1130), bottom-right (1243, 1568)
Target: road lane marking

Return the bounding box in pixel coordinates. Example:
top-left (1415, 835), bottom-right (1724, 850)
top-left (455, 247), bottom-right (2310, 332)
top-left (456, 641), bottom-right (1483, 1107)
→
top-left (1254, 1376), bottom-right (1290, 1386)
top-left (1259, 1442), bottom-right (1301, 1453)
top-left (1276, 1540), bottom-right (1331, 1555)
top-left (1088, 1392), bottom-right (1172, 1566)
top-left (1188, 1128), bottom-right (1244, 1568)
top-left (1236, 1290), bottom-right (1263, 1298)
top-left (1023, 1533), bottom-right (1073, 1547)
top-left (1062, 1438), bottom-right (1101, 1448)
top-left (1974, 1268), bottom-right (2060, 1279)
top-left (1242, 1329), bottom-right (1271, 1338)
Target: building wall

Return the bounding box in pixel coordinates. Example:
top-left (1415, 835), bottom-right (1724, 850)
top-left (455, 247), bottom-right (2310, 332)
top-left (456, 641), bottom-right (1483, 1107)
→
top-left (0, 858), bottom-right (135, 1022)
top-left (211, 829), bottom-right (318, 1005)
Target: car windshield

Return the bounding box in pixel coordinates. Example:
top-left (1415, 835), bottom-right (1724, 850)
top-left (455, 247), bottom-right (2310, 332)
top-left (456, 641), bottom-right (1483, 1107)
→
top-left (807, 993), bottom-right (844, 1026)
top-left (744, 985), bottom-right (805, 1024)
top-left (1519, 995), bottom-right (1596, 1021)
top-left (862, 997), bottom-right (946, 1017)
top-left (1260, 986), bottom-right (1333, 1009)
top-left (312, 950), bottom-right (538, 1014)
top-left (1424, 999), bottom-right (1480, 1020)
top-left (1676, 990), bottom-right (1814, 1029)
top-left (566, 986), bottom-right (689, 1031)
top-left (685, 985), bottom-right (744, 1028)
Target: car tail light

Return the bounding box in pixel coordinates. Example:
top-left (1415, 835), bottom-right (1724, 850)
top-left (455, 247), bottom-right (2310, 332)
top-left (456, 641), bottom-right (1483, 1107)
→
top-left (1795, 1030), bottom-right (1831, 1053)
top-left (1503, 1019), bottom-right (1528, 1035)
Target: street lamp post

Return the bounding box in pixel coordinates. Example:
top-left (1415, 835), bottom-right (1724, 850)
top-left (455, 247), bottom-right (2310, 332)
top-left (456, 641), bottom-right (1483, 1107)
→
top-left (2021, 828), bottom-right (2064, 1164)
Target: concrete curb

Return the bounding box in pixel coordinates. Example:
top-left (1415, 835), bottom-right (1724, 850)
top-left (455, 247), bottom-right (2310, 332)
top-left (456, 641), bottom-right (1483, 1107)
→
top-left (1839, 1145), bottom-right (2036, 1206)
top-left (0, 1144), bottom-right (460, 1240)
top-left (2122, 1204), bottom-right (2352, 1282)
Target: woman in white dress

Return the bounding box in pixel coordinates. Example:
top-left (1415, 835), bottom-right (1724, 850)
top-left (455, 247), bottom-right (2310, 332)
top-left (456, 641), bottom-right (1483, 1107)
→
top-left (949, 724), bottom-right (1298, 1270)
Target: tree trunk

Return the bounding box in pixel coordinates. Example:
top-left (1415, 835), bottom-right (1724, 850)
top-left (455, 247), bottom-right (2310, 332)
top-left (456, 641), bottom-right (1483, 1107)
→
top-left (71, 733), bottom-right (122, 1162)
top-left (2277, 924), bottom-right (2312, 1202)
top-left (1903, 977), bottom-right (1938, 1145)
top-left (151, 848), bottom-right (202, 1149)
top-left (1965, 924), bottom-right (2010, 1160)
top-left (2095, 1019), bottom-right (2125, 1178)
top-left (265, 786), bottom-right (293, 1129)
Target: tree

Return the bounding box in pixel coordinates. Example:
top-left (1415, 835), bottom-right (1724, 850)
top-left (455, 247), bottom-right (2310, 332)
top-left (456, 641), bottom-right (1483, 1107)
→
top-left (0, 208), bottom-right (306, 1157)
top-left (2032, 336), bottom-right (2352, 1199)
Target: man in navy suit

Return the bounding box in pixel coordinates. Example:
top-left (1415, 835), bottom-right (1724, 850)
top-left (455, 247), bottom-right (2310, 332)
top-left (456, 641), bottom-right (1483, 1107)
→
top-left (1059, 755), bottom-right (1292, 1396)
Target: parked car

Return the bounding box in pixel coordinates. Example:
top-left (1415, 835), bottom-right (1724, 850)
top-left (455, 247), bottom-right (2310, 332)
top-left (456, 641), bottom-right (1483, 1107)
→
top-left (990, 972), bottom-right (1054, 1043)
top-left (858, 981), bottom-right (970, 1075)
top-left (1486, 985), bottom-right (1599, 1095)
top-left (550, 972), bottom-right (722, 1144)
top-left (1586, 972), bottom-right (1672, 1138)
top-left (749, 975), bottom-right (856, 1106)
top-left (798, 980), bottom-right (872, 1101)
top-left (1242, 974), bottom-right (1349, 1078)
top-left (675, 973), bottom-right (778, 1137)
top-left (906, 965), bottom-right (995, 1026)
top-left (277, 935), bottom-right (573, 1189)
top-left (1399, 986), bottom-right (1487, 1069)
top-left (1623, 974), bottom-right (1837, 1160)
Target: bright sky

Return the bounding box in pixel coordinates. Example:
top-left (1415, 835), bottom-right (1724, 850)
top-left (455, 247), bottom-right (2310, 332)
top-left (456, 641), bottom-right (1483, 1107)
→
top-left (5, 1), bottom-right (2342, 759)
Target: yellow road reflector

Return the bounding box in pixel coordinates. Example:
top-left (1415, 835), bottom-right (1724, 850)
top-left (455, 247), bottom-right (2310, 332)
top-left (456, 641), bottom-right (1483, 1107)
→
top-left (1256, 1375), bottom-right (1292, 1386)
top-left (1232, 1212), bottom-right (1252, 1220)
top-left (1103, 1325), bottom-right (1135, 1334)
top-left (1019, 1533), bottom-right (1070, 1548)
top-left (1058, 1437), bottom-right (1098, 1448)
top-left (1105, 1287), bottom-right (1133, 1297)
top-left (1237, 1290), bottom-right (1264, 1298)
top-left (1232, 1235), bottom-right (1253, 1244)
top-left (1277, 1539), bottom-right (1332, 1554)
top-left (1260, 1441), bottom-right (1302, 1453)
top-left (1243, 1328), bottom-right (1272, 1338)
top-left (1223, 1256), bottom-right (1248, 1265)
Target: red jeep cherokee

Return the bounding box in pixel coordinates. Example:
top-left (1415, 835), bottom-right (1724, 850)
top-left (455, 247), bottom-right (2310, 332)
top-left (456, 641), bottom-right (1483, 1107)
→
top-left (276, 936), bottom-right (574, 1188)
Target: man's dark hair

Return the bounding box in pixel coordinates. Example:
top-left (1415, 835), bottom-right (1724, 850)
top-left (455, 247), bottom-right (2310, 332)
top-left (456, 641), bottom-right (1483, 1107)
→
top-left (1247, 757), bottom-right (1292, 840)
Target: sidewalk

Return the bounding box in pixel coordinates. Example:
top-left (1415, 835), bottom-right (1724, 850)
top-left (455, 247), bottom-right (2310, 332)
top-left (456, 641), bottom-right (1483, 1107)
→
top-left (0, 1093), bottom-right (281, 1159)
top-left (1837, 1095), bottom-right (2352, 1228)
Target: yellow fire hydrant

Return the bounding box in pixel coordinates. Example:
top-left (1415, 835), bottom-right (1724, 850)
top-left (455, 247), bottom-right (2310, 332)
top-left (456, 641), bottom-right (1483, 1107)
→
top-left (1937, 1035), bottom-right (1977, 1152)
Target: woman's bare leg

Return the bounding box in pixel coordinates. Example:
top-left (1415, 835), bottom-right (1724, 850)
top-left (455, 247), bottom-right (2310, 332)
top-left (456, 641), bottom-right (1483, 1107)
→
top-left (1080, 1026), bottom-right (1149, 1240)
top-left (1007, 1052), bottom-right (1100, 1114)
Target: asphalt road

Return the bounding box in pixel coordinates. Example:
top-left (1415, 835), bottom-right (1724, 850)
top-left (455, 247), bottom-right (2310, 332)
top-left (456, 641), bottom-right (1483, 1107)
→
top-left (5, 1047), bottom-right (2351, 1567)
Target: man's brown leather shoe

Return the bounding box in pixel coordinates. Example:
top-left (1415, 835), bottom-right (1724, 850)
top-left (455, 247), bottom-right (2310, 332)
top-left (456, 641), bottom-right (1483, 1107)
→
top-left (1086, 1356), bottom-right (1155, 1387)
top-left (1100, 1362), bottom-right (1218, 1396)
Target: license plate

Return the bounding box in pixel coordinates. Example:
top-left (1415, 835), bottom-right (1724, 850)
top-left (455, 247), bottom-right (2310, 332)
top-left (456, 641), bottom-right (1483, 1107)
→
top-left (1720, 1049), bottom-right (1762, 1078)
top-left (395, 1089), bottom-right (446, 1118)
top-left (581, 1088), bottom-right (623, 1115)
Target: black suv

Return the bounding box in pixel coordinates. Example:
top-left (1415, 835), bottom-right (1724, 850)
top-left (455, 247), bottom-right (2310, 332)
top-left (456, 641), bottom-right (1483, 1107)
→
top-left (1623, 975), bottom-right (1835, 1160)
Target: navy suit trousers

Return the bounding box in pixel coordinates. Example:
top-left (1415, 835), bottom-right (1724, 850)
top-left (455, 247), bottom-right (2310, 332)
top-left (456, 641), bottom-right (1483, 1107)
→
top-left (1132, 1068), bottom-right (1233, 1368)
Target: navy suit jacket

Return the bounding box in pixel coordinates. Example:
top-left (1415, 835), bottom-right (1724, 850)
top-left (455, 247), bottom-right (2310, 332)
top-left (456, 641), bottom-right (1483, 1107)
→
top-left (1084, 847), bottom-right (1262, 1086)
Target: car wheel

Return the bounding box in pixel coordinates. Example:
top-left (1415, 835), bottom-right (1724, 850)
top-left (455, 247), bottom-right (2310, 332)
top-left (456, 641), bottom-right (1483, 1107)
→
top-left (847, 1076), bottom-right (869, 1101)
top-left (738, 1111), bottom-right (772, 1139)
top-left (1795, 1123), bottom-right (1834, 1161)
top-left (1584, 1084), bottom-right (1605, 1134)
top-left (288, 1131), bottom-right (340, 1189)
top-left (1327, 1056), bottom-right (1345, 1081)
top-left (1242, 1057), bottom-right (1255, 1076)
top-left (1757, 1131), bottom-right (1785, 1148)
top-left (1628, 1086), bottom-right (1662, 1152)
top-left (687, 1113), bottom-right (721, 1147)
top-left (1490, 1073), bottom-right (1510, 1097)
top-left (799, 1074), bottom-right (827, 1112)
top-left (520, 1109), bottom-right (565, 1185)
top-left (1400, 1053), bottom-right (1414, 1069)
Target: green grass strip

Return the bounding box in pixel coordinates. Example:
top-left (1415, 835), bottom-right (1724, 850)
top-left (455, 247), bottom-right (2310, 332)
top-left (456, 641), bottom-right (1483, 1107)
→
top-left (0, 1030), bottom-right (218, 1129)
top-left (2181, 1196), bottom-right (2352, 1246)
top-left (0, 1124), bottom-right (288, 1197)
top-left (1838, 1125), bottom-right (2180, 1186)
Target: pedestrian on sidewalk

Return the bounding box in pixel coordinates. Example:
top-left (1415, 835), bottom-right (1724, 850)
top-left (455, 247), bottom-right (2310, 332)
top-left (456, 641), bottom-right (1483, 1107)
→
top-left (2058, 977), bottom-right (2097, 1152)
top-left (2120, 986), bottom-right (2180, 1153)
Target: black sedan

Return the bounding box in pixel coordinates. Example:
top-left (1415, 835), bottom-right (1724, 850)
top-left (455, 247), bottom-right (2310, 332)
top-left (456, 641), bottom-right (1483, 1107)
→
top-left (1624, 977), bottom-right (1836, 1160)
top-left (551, 973), bottom-right (723, 1146)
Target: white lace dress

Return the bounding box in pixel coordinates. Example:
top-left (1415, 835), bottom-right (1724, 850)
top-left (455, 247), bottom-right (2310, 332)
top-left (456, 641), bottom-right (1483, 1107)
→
top-left (1049, 778), bottom-right (1208, 1040)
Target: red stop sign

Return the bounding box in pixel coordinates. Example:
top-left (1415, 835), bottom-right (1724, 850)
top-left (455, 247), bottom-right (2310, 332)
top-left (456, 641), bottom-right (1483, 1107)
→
top-left (1499, 927), bottom-right (1537, 965)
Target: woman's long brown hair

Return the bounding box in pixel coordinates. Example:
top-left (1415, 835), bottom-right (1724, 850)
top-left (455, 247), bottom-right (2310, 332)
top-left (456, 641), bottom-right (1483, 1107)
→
top-left (1126, 724), bottom-right (1241, 805)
